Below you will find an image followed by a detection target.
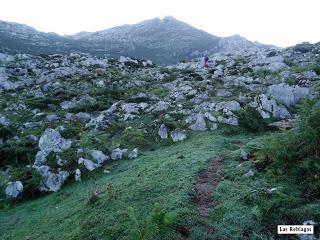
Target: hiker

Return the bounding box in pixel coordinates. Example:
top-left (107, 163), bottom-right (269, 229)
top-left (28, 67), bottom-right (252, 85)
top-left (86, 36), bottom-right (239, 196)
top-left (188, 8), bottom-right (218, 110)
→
top-left (203, 54), bottom-right (209, 68)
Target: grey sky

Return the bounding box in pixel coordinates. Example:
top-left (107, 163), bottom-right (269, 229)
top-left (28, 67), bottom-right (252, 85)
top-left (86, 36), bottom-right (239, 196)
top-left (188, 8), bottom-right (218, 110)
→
top-left (1, 0), bottom-right (319, 47)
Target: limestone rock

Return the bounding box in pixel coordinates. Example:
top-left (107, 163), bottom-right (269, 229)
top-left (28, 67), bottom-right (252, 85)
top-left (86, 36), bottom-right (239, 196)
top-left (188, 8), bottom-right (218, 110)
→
top-left (78, 158), bottom-right (100, 171)
top-left (268, 83), bottom-right (312, 107)
top-left (5, 181), bottom-right (23, 199)
top-left (111, 148), bottom-right (128, 160)
top-left (34, 165), bottom-right (69, 192)
top-left (250, 94), bottom-right (291, 119)
top-left (90, 150), bottom-right (109, 164)
top-left (34, 128), bottom-right (72, 166)
top-left (75, 169), bottom-right (81, 182)
top-left (170, 129), bottom-right (187, 142)
top-left (128, 148), bottom-right (139, 159)
top-left (158, 124), bottom-right (168, 139)
top-left (0, 116), bottom-right (10, 126)
top-left (190, 113), bottom-right (207, 131)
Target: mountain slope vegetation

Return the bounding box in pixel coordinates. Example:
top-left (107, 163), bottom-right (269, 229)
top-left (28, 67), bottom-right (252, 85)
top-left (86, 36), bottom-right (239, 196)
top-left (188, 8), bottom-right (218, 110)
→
top-left (0, 41), bottom-right (319, 239)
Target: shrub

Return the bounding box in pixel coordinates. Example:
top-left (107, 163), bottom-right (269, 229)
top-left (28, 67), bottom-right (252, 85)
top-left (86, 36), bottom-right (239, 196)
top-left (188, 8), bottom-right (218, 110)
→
top-left (293, 42), bottom-right (314, 53)
top-left (51, 89), bottom-right (78, 101)
top-left (150, 87), bottom-right (170, 98)
top-left (0, 126), bottom-right (15, 141)
top-left (0, 138), bottom-right (37, 166)
top-left (10, 167), bottom-right (42, 198)
top-left (292, 63), bottom-right (320, 75)
top-left (25, 96), bottom-right (59, 109)
top-left (252, 69), bottom-right (279, 79)
top-left (237, 105), bottom-right (269, 133)
top-left (125, 203), bottom-right (176, 240)
top-left (123, 128), bottom-right (149, 149)
top-left (86, 188), bottom-right (100, 205)
top-left (260, 98), bottom-right (320, 198)
top-left (124, 61), bottom-right (141, 68)
top-left (285, 76), bottom-right (299, 86)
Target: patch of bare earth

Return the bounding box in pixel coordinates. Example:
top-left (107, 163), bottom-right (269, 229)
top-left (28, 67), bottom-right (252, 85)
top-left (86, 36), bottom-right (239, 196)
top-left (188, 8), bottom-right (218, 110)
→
top-left (178, 157), bottom-right (224, 239)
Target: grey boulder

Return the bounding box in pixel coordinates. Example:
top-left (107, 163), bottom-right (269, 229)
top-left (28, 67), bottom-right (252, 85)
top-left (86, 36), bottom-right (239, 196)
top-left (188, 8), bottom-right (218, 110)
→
top-left (158, 124), bottom-right (168, 139)
top-left (90, 150), bottom-right (109, 164)
top-left (170, 129), bottom-right (187, 142)
top-left (34, 165), bottom-right (69, 192)
top-left (78, 158), bottom-right (100, 171)
top-left (190, 113), bottom-right (207, 131)
top-left (111, 148), bottom-right (128, 160)
top-left (75, 169), bottom-right (81, 182)
top-left (5, 181), bottom-right (23, 199)
top-left (268, 83), bottom-right (312, 107)
top-left (34, 128), bottom-right (72, 165)
top-left (128, 148), bottom-right (139, 159)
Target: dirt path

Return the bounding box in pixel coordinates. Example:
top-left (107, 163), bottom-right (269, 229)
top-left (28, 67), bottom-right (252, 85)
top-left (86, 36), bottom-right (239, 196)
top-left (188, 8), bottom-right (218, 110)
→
top-left (192, 157), bottom-right (223, 218)
top-left (178, 157), bottom-right (224, 239)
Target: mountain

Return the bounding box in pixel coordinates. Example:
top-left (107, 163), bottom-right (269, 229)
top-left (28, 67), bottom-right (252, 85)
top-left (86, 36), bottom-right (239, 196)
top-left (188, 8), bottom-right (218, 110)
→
top-left (0, 20), bottom-right (83, 55)
top-left (67, 16), bottom-right (222, 63)
top-left (0, 17), bottom-right (275, 63)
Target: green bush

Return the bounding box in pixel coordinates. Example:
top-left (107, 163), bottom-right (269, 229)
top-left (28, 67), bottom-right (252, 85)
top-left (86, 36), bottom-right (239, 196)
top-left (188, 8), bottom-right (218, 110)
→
top-left (0, 138), bottom-right (37, 166)
top-left (125, 203), bottom-right (176, 240)
top-left (237, 105), bottom-right (269, 132)
top-left (123, 128), bottom-right (149, 149)
top-left (25, 96), bottom-right (59, 109)
top-left (124, 61), bottom-right (141, 68)
top-left (292, 63), bottom-right (320, 75)
top-left (150, 87), bottom-right (170, 98)
top-left (285, 76), bottom-right (299, 86)
top-left (260, 98), bottom-right (320, 198)
top-left (0, 126), bottom-right (15, 141)
top-left (10, 167), bottom-right (42, 198)
top-left (252, 69), bottom-right (279, 79)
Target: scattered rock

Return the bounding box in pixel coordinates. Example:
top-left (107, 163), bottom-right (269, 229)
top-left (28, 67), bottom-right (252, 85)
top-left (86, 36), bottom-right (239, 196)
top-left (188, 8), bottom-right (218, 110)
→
top-left (250, 94), bottom-right (291, 119)
top-left (153, 101), bottom-right (170, 113)
top-left (244, 170), bottom-right (255, 177)
top-left (128, 148), bottom-right (139, 159)
top-left (268, 83), bottom-right (312, 107)
top-left (111, 148), bottom-right (128, 160)
top-left (75, 169), bottom-right (81, 182)
top-left (204, 112), bottom-right (217, 122)
top-left (90, 150), bottom-right (109, 164)
top-left (158, 124), bottom-right (168, 139)
top-left (210, 123), bottom-right (218, 130)
top-left (0, 116), bottom-right (10, 126)
top-left (240, 150), bottom-right (248, 160)
top-left (78, 158), bottom-right (100, 171)
top-left (170, 129), bottom-right (187, 142)
top-left (34, 128), bottom-right (72, 166)
top-left (216, 89), bottom-right (232, 97)
top-left (46, 114), bottom-right (59, 122)
top-left (190, 113), bottom-right (207, 131)
top-left (5, 181), bottom-right (23, 199)
top-left (34, 165), bottom-right (69, 192)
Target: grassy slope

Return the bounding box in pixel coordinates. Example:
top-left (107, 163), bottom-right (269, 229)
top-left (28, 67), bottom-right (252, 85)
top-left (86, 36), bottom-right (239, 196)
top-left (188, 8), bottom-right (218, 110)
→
top-left (0, 131), bottom-right (255, 240)
top-left (209, 137), bottom-right (320, 240)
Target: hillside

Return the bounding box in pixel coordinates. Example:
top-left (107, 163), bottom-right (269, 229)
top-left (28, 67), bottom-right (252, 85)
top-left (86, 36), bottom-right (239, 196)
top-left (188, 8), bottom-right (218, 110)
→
top-left (0, 17), bottom-right (273, 64)
top-left (0, 42), bottom-right (320, 239)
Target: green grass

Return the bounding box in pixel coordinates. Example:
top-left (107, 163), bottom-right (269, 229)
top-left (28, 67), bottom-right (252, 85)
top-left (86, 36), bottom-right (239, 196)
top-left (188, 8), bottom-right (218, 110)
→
top-left (2, 130), bottom-right (318, 239)
top-left (210, 136), bottom-right (320, 239)
top-left (0, 131), bottom-right (253, 240)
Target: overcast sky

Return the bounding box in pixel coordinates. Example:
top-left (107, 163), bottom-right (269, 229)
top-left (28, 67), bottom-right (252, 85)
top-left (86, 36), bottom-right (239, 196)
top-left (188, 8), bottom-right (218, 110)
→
top-left (1, 0), bottom-right (319, 47)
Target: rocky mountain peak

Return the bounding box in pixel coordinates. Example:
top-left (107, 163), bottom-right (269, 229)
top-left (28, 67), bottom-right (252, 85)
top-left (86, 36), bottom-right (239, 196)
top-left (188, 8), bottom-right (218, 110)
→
top-left (0, 17), bottom-right (275, 63)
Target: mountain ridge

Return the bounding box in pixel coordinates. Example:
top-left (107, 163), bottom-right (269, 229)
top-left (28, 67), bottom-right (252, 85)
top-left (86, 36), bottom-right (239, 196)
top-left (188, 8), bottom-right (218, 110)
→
top-left (0, 17), bottom-right (276, 63)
